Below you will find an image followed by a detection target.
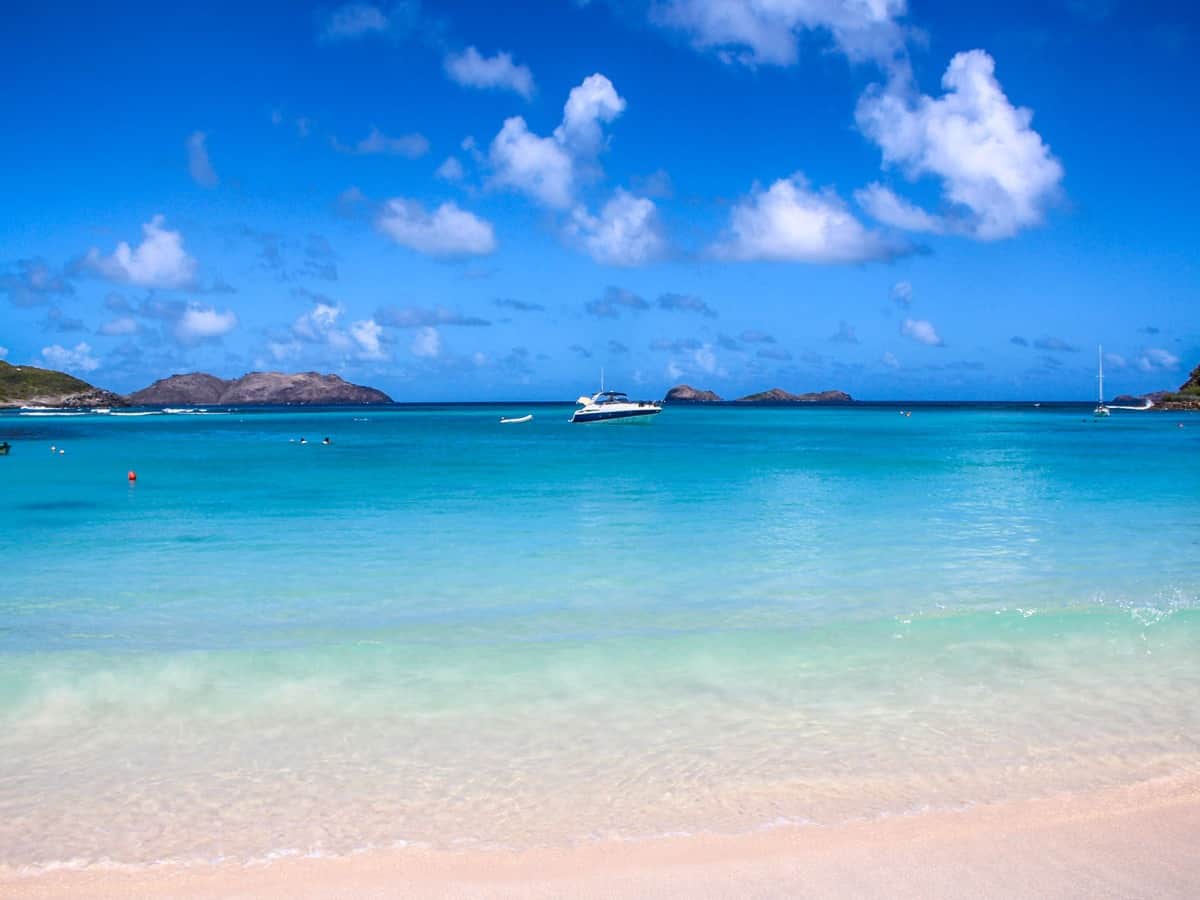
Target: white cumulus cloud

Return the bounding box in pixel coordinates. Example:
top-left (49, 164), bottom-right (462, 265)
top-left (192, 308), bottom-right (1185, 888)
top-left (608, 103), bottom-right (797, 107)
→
top-left (435, 156), bottom-right (465, 181)
top-left (350, 318), bottom-right (386, 360)
top-left (377, 199), bottom-right (497, 257)
top-left (554, 74), bottom-right (627, 154)
top-left (489, 117), bottom-right (576, 208)
top-left (569, 190), bottom-right (666, 266)
top-left (175, 303), bottom-right (238, 344)
top-left (488, 73), bottom-right (626, 209)
top-left (855, 183), bottom-right (942, 233)
top-left (1137, 348), bottom-right (1180, 371)
top-left (856, 50), bottom-right (1064, 239)
top-left (882, 350), bottom-right (901, 369)
top-left (411, 326), bottom-right (441, 358)
top-left (713, 174), bottom-right (908, 263)
top-left (84, 215), bottom-right (198, 289)
top-left (293, 302), bottom-right (348, 345)
top-left (649, 0), bottom-right (909, 67)
top-left (900, 317), bottom-right (944, 346)
top-left (42, 342), bottom-right (100, 373)
top-left (444, 46), bottom-right (535, 99)
top-left (287, 302), bottom-right (389, 362)
top-left (186, 131), bottom-right (219, 188)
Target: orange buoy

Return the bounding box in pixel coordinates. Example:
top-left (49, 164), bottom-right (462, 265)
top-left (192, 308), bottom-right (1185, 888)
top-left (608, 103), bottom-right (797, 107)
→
top-left (128, 470), bottom-right (137, 482)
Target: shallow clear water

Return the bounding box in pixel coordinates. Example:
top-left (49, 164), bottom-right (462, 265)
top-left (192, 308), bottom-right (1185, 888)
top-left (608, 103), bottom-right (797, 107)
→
top-left (1, 404), bottom-right (1198, 868)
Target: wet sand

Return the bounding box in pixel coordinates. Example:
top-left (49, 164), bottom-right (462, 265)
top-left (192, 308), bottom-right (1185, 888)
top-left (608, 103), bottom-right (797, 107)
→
top-left (7, 775), bottom-right (1199, 899)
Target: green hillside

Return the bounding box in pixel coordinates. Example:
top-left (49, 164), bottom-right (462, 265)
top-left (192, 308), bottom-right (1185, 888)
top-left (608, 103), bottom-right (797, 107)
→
top-left (0, 360), bottom-right (95, 403)
top-left (1158, 361), bottom-right (1200, 408)
top-left (1176, 362), bottom-right (1200, 397)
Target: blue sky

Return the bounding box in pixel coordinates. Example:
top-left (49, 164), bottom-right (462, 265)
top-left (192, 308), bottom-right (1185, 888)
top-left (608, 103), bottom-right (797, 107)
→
top-left (1, 0), bottom-right (1196, 400)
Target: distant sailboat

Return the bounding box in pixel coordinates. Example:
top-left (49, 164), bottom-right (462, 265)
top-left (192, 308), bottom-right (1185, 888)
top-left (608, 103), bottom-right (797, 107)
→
top-left (1094, 346), bottom-right (1110, 417)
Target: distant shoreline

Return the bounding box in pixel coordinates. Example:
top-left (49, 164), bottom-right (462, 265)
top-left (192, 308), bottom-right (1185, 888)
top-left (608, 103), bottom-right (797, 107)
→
top-left (3, 399), bottom-right (1192, 411)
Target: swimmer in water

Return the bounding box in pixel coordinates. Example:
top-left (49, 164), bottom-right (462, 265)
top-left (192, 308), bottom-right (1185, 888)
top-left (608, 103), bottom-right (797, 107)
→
top-left (322, 437), bottom-right (331, 445)
top-left (299, 437), bottom-right (308, 444)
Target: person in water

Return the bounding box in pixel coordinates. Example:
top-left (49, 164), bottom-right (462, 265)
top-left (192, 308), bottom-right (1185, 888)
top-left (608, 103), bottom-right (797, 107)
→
top-left (322, 437), bottom-right (331, 445)
top-left (299, 437), bottom-right (308, 444)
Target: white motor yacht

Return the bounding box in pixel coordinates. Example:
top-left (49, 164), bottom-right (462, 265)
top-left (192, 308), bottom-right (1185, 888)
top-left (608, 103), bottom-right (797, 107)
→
top-left (570, 390), bottom-right (662, 424)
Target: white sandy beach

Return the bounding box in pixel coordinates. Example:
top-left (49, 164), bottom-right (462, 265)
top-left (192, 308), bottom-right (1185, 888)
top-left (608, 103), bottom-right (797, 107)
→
top-left (8, 775), bottom-right (1198, 899)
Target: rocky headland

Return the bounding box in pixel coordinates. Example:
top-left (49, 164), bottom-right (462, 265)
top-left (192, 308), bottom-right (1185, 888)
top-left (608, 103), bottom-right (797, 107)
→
top-left (1, 361), bottom-right (392, 408)
top-left (0, 361), bottom-right (128, 408)
top-left (1153, 363), bottom-right (1200, 411)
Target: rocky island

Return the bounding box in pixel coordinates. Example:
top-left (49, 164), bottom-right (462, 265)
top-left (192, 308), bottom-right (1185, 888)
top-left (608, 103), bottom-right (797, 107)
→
top-left (129, 371), bottom-right (393, 406)
top-left (736, 387), bottom-right (853, 403)
top-left (663, 384), bottom-right (853, 404)
top-left (0, 360), bottom-right (127, 408)
top-left (127, 373), bottom-right (228, 406)
top-left (663, 384), bottom-right (723, 403)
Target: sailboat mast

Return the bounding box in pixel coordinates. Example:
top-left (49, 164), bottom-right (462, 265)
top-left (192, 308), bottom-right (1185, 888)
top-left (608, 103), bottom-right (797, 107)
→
top-left (1098, 345), bottom-right (1104, 404)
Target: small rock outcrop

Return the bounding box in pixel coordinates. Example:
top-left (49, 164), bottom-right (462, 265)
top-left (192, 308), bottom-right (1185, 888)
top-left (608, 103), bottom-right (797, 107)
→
top-left (664, 384), bottom-right (722, 403)
top-left (126, 371), bottom-right (392, 406)
top-left (736, 387), bottom-right (853, 404)
top-left (57, 388), bottom-right (129, 408)
top-left (1112, 394), bottom-right (1158, 407)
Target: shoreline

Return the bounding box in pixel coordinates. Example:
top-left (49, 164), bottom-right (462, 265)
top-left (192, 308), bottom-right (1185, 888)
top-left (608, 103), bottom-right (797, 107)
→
top-left (8, 774), bottom-right (1199, 899)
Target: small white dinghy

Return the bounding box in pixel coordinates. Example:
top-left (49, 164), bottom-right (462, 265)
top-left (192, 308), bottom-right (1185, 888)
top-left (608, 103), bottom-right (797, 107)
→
top-left (500, 414), bottom-right (533, 424)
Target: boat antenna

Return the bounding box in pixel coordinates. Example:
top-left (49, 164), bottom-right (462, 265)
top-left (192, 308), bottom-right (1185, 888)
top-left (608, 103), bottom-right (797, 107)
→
top-left (601, 367), bottom-right (604, 393)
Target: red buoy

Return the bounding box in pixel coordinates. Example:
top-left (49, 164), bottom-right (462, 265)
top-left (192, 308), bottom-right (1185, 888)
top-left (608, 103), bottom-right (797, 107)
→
top-left (128, 470), bottom-right (137, 482)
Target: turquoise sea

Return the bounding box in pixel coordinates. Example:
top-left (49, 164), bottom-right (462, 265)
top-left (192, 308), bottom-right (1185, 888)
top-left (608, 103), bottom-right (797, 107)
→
top-left (1, 403), bottom-right (1198, 869)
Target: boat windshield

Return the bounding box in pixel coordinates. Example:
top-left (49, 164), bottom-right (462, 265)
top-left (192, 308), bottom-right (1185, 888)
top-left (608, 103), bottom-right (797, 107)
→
top-left (594, 391), bottom-right (629, 404)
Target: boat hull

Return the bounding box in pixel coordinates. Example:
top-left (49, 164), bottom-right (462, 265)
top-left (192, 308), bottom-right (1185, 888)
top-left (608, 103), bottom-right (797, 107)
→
top-left (570, 406), bottom-right (661, 424)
